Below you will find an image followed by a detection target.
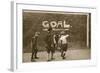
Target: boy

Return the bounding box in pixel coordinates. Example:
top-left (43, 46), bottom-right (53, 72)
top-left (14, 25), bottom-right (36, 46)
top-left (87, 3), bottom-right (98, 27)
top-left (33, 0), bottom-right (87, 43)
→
top-left (58, 31), bottom-right (69, 59)
top-left (45, 27), bottom-right (55, 61)
top-left (31, 32), bottom-right (40, 61)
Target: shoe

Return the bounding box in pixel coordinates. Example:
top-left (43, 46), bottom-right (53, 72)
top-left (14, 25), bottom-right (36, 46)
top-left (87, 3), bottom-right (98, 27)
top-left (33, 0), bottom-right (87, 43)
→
top-left (47, 59), bottom-right (52, 61)
top-left (62, 57), bottom-right (66, 59)
top-left (35, 56), bottom-right (39, 59)
top-left (62, 53), bottom-right (66, 59)
top-left (51, 57), bottom-right (55, 60)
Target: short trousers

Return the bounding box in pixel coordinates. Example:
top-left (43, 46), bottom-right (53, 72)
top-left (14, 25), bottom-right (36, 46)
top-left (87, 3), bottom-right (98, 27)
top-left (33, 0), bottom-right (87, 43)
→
top-left (32, 46), bottom-right (38, 53)
top-left (46, 45), bottom-right (55, 53)
top-left (61, 44), bottom-right (68, 51)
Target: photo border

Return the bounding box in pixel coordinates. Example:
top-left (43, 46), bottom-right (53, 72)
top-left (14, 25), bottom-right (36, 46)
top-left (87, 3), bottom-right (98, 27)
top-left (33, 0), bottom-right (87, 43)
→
top-left (11, 1), bottom-right (97, 71)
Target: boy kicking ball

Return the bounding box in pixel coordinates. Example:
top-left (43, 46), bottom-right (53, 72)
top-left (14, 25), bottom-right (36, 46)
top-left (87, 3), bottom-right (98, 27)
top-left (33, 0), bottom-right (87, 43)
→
top-left (58, 31), bottom-right (69, 59)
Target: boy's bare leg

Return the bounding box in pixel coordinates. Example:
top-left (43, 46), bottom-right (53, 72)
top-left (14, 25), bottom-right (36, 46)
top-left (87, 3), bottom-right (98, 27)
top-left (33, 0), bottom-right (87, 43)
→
top-left (63, 51), bottom-right (66, 59)
top-left (47, 53), bottom-right (50, 61)
top-left (61, 50), bottom-right (63, 57)
top-left (61, 50), bottom-right (66, 59)
top-left (31, 52), bottom-right (36, 62)
top-left (35, 50), bottom-right (39, 59)
top-left (51, 52), bottom-right (54, 60)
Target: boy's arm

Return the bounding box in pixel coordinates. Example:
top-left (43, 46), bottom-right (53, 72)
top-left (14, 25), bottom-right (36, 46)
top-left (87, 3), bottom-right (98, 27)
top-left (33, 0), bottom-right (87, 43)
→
top-left (65, 34), bottom-right (69, 39)
top-left (67, 34), bottom-right (69, 38)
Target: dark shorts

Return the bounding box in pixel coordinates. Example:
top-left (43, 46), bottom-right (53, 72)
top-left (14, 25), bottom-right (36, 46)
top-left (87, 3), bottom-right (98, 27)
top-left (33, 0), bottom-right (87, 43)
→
top-left (61, 44), bottom-right (68, 51)
top-left (46, 45), bottom-right (55, 53)
top-left (32, 46), bottom-right (38, 53)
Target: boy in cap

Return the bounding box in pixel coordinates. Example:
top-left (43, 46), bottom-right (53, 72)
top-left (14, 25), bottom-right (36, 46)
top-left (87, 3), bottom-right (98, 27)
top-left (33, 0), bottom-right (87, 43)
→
top-left (31, 32), bottom-right (40, 61)
top-left (45, 27), bottom-right (55, 61)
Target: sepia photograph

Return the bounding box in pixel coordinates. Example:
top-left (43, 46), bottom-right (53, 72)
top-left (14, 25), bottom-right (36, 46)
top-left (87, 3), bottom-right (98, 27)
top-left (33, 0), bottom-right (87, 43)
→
top-left (11, 2), bottom-right (97, 71)
top-left (22, 10), bottom-right (91, 62)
